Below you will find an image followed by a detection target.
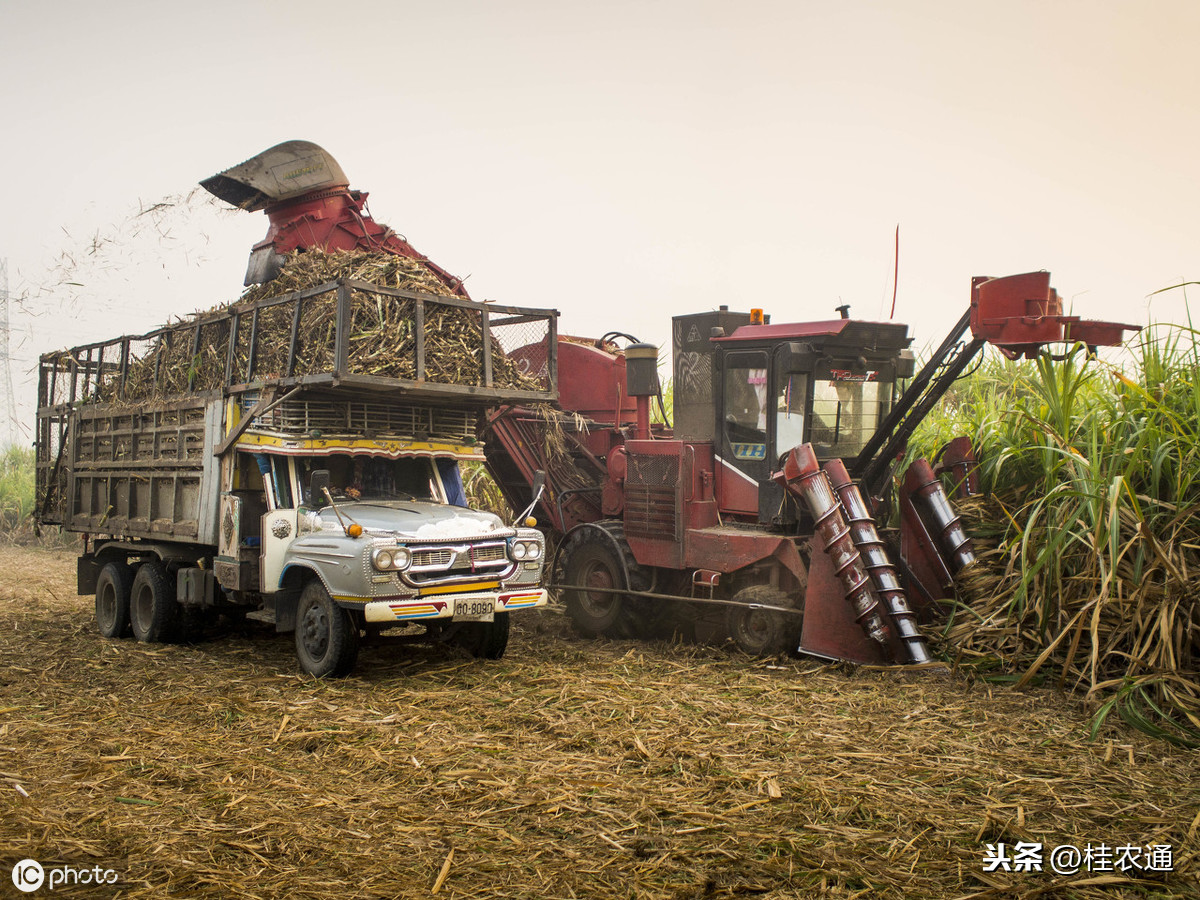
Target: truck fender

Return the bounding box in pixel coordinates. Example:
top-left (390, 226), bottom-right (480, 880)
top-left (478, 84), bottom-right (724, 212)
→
top-left (273, 564), bottom-right (323, 633)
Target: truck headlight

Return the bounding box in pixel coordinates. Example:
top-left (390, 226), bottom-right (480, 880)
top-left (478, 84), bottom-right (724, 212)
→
top-left (509, 539), bottom-right (542, 561)
top-left (372, 546), bottom-right (412, 571)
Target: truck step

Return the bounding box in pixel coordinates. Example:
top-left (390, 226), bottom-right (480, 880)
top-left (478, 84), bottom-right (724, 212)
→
top-left (244, 609), bottom-right (276, 625)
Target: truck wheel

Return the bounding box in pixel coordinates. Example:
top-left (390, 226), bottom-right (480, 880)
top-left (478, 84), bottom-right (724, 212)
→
top-left (451, 612), bottom-right (510, 659)
top-left (560, 534), bottom-right (626, 636)
top-left (295, 581), bottom-right (359, 678)
top-left (95, 562), bottom-right (133, 639)
top-left (130, 561), bottom-right (179, 643)
top-left (725, 585), bottom-right (800, 657)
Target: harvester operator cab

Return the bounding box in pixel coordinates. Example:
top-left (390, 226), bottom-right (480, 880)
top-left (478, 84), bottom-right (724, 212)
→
top-left (672, 306), bottom-right (914, 522)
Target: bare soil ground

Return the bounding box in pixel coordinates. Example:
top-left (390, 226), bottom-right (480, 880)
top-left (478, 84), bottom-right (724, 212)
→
top-left (1, 546), bottom-right (1196, 899)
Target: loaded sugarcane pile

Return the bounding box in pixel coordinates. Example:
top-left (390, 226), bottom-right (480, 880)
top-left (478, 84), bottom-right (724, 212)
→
top-left (87, 250), bottom-right (542, 403)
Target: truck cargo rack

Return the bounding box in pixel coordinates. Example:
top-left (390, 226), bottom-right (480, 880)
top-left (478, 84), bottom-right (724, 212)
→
top-left (35, 279), bottom-right (559, 530)
top-left (36, 278), bottom-right (558, 412)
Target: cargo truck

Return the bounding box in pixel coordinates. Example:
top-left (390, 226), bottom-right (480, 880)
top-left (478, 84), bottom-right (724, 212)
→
top-left (35, 278), bottom-right (558, 676)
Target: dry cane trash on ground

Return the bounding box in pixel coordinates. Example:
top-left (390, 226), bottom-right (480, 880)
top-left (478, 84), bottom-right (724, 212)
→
top-left (1, 547), bottom-right (1197, 900)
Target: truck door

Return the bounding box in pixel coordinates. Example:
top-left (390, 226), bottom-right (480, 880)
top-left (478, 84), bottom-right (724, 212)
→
top-left (260, 456), bottom-right (297, 592)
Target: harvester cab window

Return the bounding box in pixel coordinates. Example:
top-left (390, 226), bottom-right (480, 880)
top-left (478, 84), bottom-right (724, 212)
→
top-left (721, 352), bottom-right (770, 483)
top-left (723, 363), bottom-right (767, 443)
top-left (774, 370), bottom-right (808, 456)
top-left (810, 373), bottom-right (889, 458)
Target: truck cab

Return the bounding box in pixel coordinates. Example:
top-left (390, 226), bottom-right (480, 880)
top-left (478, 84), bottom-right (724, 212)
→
top-left (213, 399), bottom-right (549, 677)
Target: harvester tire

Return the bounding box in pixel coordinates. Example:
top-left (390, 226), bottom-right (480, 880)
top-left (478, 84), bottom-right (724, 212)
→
top-left (295, 580), bottom-right (359, 678)
top-left (725, 585), bottom-right (799, 657)
top-left (560, 530), bottom-right (628, 637)
top-left (451, 612), bottom-right (511, 659)
top-left (95, 561), bottom-right (133, 639)
top-left (129, 561), bottom-right (179, 644)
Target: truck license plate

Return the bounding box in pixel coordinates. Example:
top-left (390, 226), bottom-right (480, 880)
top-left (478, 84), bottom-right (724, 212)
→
top-left (453, 597), bottom-right (495, 622)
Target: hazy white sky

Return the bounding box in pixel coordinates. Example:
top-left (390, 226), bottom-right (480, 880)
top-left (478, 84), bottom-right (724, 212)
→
top-left (2, 0), bottom-right (1197, 440)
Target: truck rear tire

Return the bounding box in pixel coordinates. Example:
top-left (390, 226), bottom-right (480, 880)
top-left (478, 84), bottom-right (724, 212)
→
top-left (95, 562), bottom-right (133, 639)
top-left (725, 585), bottom-right (800, 657)
top-left (130, 561), bottom-right (179, 643)
top-left (451, 612), bottom-right (510, 659)
top-left (295, 581), bottom-right (359, 678)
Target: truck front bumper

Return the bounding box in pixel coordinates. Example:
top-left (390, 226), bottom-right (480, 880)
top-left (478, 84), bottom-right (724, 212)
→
top-left (363, 589), bottom-right (549, 624)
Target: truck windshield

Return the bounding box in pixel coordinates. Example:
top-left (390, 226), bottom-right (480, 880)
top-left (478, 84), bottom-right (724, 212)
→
top-left (298, 455), bottom-right (443, 505)
top-left (810, 376), bottom-right (891, 458)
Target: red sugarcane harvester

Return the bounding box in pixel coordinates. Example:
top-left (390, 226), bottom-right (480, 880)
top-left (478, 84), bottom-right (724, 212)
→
top-left (483, 274), bottom-right (1140, 664)
top-left (206, 140), bottom-right (1140, 665)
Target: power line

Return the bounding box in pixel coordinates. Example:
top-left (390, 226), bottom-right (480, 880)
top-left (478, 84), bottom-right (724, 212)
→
top-left (0, 258), bottom-right (18, 447)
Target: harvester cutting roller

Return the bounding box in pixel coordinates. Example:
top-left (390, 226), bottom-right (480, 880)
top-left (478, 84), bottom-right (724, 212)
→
top-left (484, 271), bottom-right (1141, 665)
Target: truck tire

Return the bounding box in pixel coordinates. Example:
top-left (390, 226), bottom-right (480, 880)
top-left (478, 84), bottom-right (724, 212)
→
top-left (294, 581), bottom-right (359, 678)
top-left (451, 612), bottom-right (510, 659)
top-left (95, 561), bottom-right (133, 639)
top-left (560, 529), bottom-right (628, 637)
top-left (130, 561), bottom-right (179, 643)
top-left (725, 585), bottom-right (800, 657)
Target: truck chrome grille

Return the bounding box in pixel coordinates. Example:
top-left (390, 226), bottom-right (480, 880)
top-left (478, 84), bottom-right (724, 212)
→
top-left (472, 545), bottom-right (507, 563)
top-left (412, 548), bottom-right (454, 568)
top-left (401, 541), bottom-right (513, 586)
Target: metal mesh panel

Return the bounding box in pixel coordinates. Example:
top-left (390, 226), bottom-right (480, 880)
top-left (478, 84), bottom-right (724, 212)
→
top-left (346, 290), bottom-right (417, 379)
top-left (489, 314), bottom-right (553, 392)
top-left (293, 293), bottom-right (338, 376)
top-left (624, 452), bottom-right (681, 540)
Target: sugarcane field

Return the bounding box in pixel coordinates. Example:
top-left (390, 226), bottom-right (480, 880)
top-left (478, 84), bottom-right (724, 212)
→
top-left (5, 8), bottom-right (1200, 895)
top-left (3, 171), bottom-right (1199, 898)
top-left (1, 542), bottom-right (1196, 900)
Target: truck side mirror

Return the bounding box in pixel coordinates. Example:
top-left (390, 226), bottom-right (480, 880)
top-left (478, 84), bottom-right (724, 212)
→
top-left (309, 469), bottom-right (330, 504)
top-left (515, 470), bottom-right (547, 526)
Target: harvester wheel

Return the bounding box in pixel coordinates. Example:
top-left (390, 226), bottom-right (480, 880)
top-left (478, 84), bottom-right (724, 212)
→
top-left (95, 561), bottom-right (133, 639)
top-left (450, 612), bottom-right (511, 659)
top-left (560, 531), bottom-right (628, 637)
top-left (295, 581), bottom-right (360, 678)
top-left (129, 561), bottom-right (179, 643)
top-left (725, 585), bottom-right (799, 657)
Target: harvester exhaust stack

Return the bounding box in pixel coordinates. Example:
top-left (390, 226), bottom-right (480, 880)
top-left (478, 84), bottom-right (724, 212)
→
top-left (201, 140), bottom-right (469, 296)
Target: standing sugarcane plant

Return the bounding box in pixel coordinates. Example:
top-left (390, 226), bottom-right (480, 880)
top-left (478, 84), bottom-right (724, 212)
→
top-left (909, 324), bottom-right (1200, 747)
